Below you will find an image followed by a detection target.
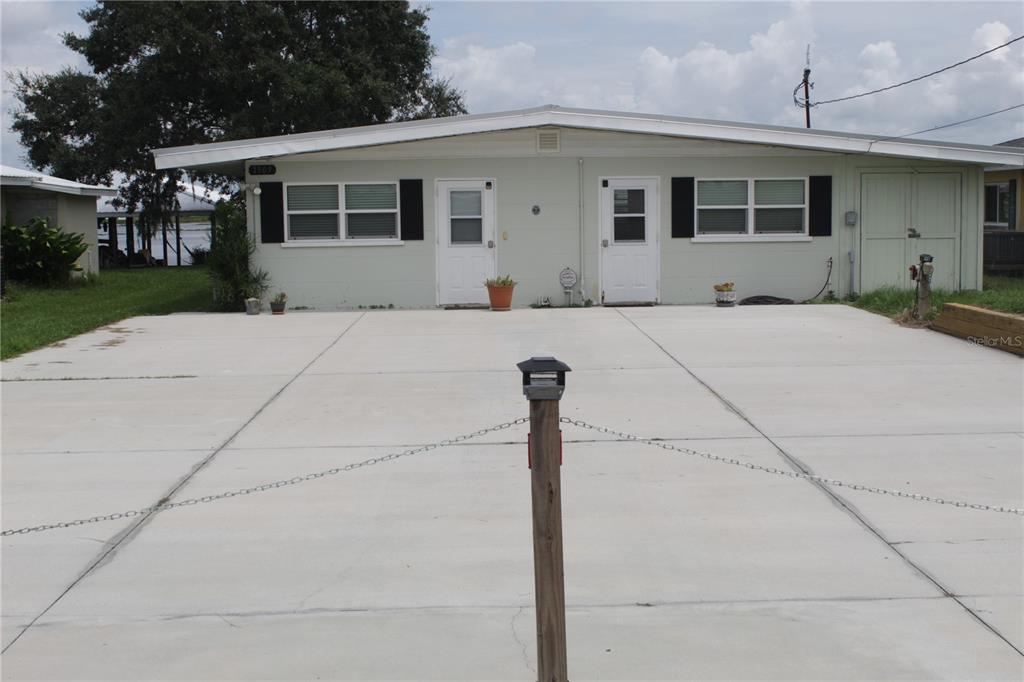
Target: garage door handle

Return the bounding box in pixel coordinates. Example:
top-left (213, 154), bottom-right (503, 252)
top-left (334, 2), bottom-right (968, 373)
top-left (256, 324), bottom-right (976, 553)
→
top-left (602, 239), bottom-right (609, 247)
top-left (487, 240), bottom-right (495, 248)
top-left (907, 228), bottom-right (920, 238)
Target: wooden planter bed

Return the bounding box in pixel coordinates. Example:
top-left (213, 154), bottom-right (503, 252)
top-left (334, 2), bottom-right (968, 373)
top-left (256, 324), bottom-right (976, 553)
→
top-left (931, 303), bottom-right (1024, 356)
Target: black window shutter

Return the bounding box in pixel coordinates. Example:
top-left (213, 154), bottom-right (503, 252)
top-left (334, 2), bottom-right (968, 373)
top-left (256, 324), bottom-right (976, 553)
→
top-left (809, 176), bottom-right (833, 237)
top-left (1008, 179), bottom-right (1018, 230)
top-left (259, 182), bottom-right (284, 243)
top-left (400, 179), bottom-right (424, 240)
top-left (671, 177), bottom-right (695, 238)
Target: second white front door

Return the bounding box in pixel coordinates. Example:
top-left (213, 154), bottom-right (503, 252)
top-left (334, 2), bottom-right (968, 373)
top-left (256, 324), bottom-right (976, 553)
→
top-left (437, 180), bottom-right (496, 306)
top-left (600, 177), bottom-right (660, 304)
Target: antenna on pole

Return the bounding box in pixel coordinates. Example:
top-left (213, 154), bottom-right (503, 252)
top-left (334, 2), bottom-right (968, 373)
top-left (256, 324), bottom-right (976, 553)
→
top-left (793, 44), bottom-right (813, 128)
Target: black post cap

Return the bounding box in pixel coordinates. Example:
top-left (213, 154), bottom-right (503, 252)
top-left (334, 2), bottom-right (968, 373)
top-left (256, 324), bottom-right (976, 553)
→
top-left (518, 356), bottom-right (571, 400)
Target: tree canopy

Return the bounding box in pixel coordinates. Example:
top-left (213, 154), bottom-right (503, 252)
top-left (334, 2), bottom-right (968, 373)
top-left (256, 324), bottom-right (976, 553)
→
top-left (12, 1), bottom-right (466, 220)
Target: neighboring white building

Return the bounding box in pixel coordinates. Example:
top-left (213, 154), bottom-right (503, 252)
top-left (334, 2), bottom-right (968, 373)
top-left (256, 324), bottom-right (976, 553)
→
top-left (1, 165), bottom-right (116, 275)
top-left (153, 105), bottom-right (1024, 308)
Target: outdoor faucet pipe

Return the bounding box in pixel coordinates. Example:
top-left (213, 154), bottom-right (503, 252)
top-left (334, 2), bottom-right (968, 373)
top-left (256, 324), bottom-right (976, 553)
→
top-left (577, 157), bottom-right (585, 302)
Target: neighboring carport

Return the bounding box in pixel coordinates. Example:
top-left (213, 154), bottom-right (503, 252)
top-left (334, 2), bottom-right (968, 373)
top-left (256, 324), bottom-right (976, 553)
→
top-left (0, 165), bottom-right (116, 275)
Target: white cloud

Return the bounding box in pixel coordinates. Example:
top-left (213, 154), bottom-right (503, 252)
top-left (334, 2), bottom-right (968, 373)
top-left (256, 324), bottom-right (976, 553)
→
top-left (433, 5), bottom-right (1023, 144)
top-left (973, 21), bottom-right (1012, 61)
top-left (434, 41), bottom-right (544, 112)
top-left (631, 8), bottom-right (815, 120)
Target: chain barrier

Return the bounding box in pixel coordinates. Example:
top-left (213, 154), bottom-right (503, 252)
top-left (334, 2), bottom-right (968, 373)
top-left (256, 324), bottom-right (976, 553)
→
top-left (559, 417), bottom-right (1024, 516)
top-left (6, 414), bottom-right (1020, 537)
top-left (1, 418), bottom-right (529, 537)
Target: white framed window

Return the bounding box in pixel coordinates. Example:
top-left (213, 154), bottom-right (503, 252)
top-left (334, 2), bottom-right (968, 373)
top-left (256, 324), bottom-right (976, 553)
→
top-left (695, 178), bottom-right (808, 240)
top-left (984, 182), bottom-right (1010, 228)
top-left (344, 182), bottom-right (399, 239)
top-left (286, 184), bottom-right (340, 240)
top-left (284, 182), bottom-right (401, 243)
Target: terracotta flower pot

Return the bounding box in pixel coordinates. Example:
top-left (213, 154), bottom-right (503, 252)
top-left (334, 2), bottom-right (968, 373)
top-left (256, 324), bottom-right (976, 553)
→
top-left (486, 284), bottom-right (515, 311)
top-left (270, 302), bottom-right (286, 315)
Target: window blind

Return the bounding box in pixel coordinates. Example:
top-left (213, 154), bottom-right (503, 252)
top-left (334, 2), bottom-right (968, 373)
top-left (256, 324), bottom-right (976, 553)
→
top-left (345, 184), bottom-right (396, 210)
top-left (287, 185), bottom-right (338, 211)
top-left (755, 180), bottom-right (804, 205)
top-left (698, 180), bottom-right (747, 205)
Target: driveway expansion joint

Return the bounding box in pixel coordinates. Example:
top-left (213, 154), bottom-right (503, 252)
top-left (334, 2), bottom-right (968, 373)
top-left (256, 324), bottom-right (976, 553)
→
top-left (1, 313), bottom-right (367, 655)
top-left (613, 307), bottom-right (1024, 659)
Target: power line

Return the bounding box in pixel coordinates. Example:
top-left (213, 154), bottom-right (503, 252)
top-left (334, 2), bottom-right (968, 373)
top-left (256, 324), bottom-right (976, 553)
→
top-left (813, 35), bottom-right (1023, 106)
top-left (862, 103), bottom-right (1024, 153)
top-left (896, 103), bottom-right (1024, 139)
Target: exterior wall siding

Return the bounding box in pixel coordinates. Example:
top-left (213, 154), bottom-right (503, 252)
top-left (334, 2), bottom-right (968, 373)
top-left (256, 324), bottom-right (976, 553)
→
top-left (245, 128), bottom-right (984, 309)
top-left (1, 188), bottom-right (99, 275)
top-left (57, 194), bottom-right (100, 274)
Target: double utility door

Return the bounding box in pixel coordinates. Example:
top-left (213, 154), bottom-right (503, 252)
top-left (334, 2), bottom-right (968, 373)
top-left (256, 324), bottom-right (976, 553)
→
top-left (860, 172), bottom-right (962, 291)
top-left (435, 177), bottom-right (661, 306)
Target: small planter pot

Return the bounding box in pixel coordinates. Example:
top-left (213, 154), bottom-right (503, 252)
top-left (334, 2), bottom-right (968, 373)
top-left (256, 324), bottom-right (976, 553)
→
top-left (486, 285), bottom-right (515, 311)
top-left (270, 302), bottom-right (286, 315)
top-left (715, 290), bottom-right (737, 307)
top-left (245, 298), bottom-right (261, 315)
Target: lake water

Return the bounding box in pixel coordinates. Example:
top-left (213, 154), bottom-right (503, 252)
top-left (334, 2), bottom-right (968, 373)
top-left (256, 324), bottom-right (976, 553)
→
top-left (98, 222), bottom-right (211, 266)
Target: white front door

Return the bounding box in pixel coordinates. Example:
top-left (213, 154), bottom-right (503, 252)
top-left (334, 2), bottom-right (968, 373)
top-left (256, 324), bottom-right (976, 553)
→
top-left (436, 180), bottom-right (496, 306)
top-left (600, 177), bottom-right (660, 304)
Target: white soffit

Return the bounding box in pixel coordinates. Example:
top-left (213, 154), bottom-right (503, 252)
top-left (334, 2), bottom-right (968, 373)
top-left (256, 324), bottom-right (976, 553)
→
top-left (152, 105), bottom-right (1024, 172)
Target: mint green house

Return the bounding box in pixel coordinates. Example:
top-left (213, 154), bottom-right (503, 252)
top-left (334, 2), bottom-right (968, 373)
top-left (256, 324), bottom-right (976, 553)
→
top-left (154, 106), bottom-right (1024, 309)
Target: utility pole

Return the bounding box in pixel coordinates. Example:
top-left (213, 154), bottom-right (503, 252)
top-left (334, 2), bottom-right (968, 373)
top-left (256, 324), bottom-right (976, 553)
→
top-left (795, 45), bottom-right (813, 128)
top-left (802, 66), bottom-right (812, 128)
top-left (518, 356), bottom-right (571, 682)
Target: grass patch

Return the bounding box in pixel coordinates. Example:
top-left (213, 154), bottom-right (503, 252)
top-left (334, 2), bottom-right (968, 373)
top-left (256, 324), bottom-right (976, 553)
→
top-left (852, 276), bottom-right (1024, 320)
top-left (1, 267), bottom-right (214, 360)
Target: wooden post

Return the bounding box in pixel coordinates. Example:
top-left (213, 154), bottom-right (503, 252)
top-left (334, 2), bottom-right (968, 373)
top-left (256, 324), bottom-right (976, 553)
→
top-left (518, 356), bottom-right (571, 682)
top-left (125, 216), bottom-right (135, 265)
top-left (175, 211), bottom-right (182, 266)
top-left (530, 400), bottom-right (568, 682)
top-left (161, 216), bottom-right (169, 267)
top-left (917, 256), bottom-right (934, 319)
top-left (107, 218), bottom-right (117, 251)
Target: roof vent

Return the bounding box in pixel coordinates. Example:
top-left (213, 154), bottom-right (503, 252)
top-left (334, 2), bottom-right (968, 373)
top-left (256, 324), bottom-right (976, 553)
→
top-left (537, 129), bottom-right (560, 152)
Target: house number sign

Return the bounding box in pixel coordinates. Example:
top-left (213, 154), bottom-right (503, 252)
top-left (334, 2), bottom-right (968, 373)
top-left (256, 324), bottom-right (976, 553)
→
top-left (559, 267), bottom-right (578, 290)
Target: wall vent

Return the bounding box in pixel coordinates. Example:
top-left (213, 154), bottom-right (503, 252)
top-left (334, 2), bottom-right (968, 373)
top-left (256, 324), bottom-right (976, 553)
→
top-left (537, 129), bottom-right (560, 152)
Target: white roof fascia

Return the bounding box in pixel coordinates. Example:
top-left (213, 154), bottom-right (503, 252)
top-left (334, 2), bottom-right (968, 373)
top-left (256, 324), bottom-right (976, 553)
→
top-left (28, 180), bottom-right (117, 197)
top-left (1, 165), bottom-right (116, 197)
top-left (152, 107), bottom-right (1024, 170)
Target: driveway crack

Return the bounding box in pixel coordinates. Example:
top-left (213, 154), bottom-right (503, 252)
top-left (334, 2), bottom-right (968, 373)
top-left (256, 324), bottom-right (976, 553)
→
top-left (510, 605), bottom-right (534, 675)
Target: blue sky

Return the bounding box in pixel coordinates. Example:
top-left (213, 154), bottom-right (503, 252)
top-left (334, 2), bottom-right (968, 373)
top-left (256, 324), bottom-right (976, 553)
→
top-left (2, 1), bottom-right (1022, 171)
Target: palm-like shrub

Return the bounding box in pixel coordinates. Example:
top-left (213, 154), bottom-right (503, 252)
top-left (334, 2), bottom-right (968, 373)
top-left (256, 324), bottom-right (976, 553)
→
top-left (207, 200), bottom-right (269, 311)
top-left (1, 217), bottom-right (88, 286)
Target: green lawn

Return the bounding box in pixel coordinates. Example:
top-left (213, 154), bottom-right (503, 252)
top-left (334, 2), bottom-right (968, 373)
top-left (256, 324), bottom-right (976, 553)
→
top-left (852, 276), bottom-right (1024, 320)
top-left (1, 267), bottom-right (214, 360)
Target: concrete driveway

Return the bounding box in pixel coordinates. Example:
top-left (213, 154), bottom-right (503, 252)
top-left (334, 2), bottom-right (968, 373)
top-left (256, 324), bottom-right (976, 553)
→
top-left (2, 305), bottom-right (1021, 680)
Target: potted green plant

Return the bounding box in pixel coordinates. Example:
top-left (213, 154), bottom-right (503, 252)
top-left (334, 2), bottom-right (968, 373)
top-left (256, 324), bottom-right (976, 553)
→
top-left (270, 291), bottom-right (288, 315)
top-left (713, 281), bottom-right (736, 307)
top-left (484, 274), bottom-right (516, 311)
